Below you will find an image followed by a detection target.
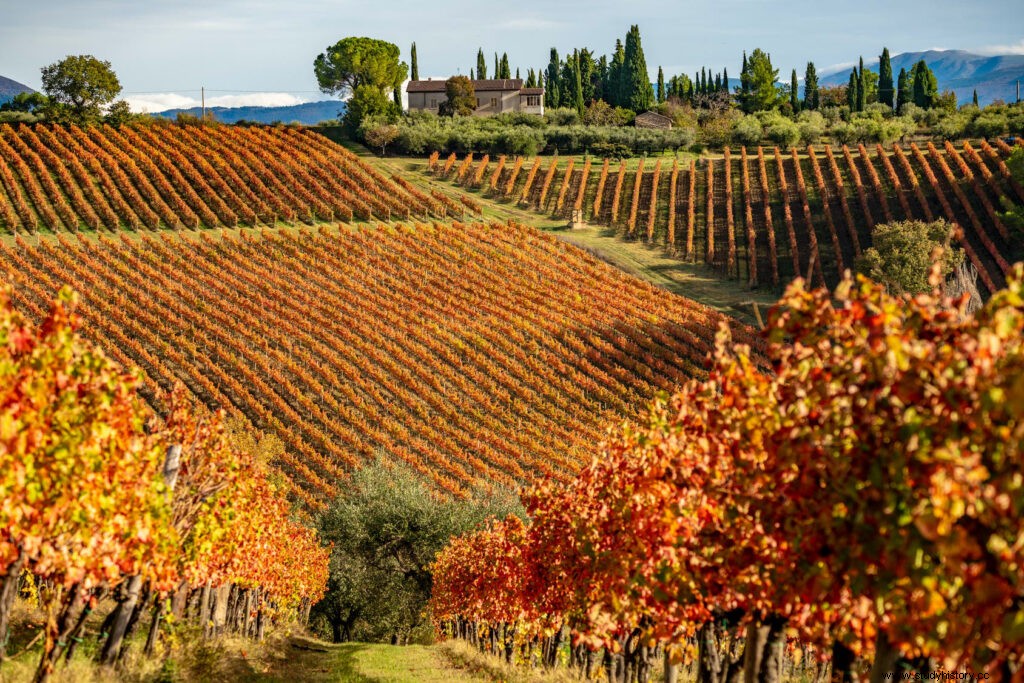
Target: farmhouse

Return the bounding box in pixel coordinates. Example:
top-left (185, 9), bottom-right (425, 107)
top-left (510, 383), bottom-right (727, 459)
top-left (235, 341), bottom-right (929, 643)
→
top-left (406, 78), bottom-right (545, 116)
top-left (635, 111), bottom-right (673, 129)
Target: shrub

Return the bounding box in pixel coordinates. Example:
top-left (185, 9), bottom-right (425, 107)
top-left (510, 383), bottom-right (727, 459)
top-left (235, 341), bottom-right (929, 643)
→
top-left (733, 115), bottom-right (763, 146)
top-left (856, 219), bottom-right (964, 295)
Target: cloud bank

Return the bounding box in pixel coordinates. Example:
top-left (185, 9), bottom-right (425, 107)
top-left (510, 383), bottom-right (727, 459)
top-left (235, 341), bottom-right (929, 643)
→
top-left (126, 92), bottom-right (309, 113)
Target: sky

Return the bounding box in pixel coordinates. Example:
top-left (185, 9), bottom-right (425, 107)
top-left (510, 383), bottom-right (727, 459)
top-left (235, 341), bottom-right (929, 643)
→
top-left (2, 0), bottom-right (1022, 112)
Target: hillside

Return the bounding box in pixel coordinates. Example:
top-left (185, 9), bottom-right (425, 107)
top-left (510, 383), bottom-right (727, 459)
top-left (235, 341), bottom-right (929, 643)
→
top-left (820, 49), bottom-right (1024, 105)
top-left (154, 100), bottom-right (345, 125)
top-left (0, 123), bottom-right (450, 232)
top-left (0, 223), bottom-right (760, 509)
top-left (0, 75), bottom-right (35, 103)
top-left (426, 140), bottom-right (1024, 298)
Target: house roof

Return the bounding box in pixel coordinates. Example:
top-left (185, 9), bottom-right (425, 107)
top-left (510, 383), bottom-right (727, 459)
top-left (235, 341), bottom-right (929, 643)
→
top-left (407, 78), bottom-right (527, 93)
top-left (519, 88), bottom-right (544, 95)
top-left (636, 111), bottom-right (672, 122)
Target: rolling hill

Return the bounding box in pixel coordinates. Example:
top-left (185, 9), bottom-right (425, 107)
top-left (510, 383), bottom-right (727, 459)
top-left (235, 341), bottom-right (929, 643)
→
top-left (154, 100), bottom-right (345, 125)
top-left (0, 75), bottom-right (35, 104)
top-left (820, 49), bottom-right (1024, 106)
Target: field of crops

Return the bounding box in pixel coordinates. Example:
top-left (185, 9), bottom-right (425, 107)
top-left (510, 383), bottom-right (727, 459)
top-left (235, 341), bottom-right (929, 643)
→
top-left (0, 222), bottom-right (762, 509)
top-left (0, 123), bottom-right (479, 232)
top-left (430, 139), bottom-right (1024, 297)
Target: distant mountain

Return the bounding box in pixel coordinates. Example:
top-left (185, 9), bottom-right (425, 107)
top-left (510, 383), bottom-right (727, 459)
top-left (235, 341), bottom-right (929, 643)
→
top-left (820, 50), bottom-right (1024, 106)
top-left (0, 75), bottom-right (35, 104)
top-left (155, 100), bottom-right (345, 125)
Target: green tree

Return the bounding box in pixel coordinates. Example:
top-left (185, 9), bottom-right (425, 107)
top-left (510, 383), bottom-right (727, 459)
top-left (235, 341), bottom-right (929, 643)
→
top-left (911, 59), bottom-right (938, 108)
top-left (722, 67), bottom-right (729, 93)
top-left (579, 48), bottom-right (596, 104)
top-left (857, 57), bottom-right (867, 111)
top-left (803, 61), bottom-right (819, 110)
top-left (740, 51), bottom-right (750, 97)
top-left (878, 47), bottom-right (894, 108)
top-left (570, 51), bottom-right (585, 114)
top-left (344, 85), bottom-right (397, 133)
top-left (0, 91), bottom-right (49, 114)
top-left (739, 48), bottom-right (779, 113)
top-left (848, 70), bottom-right (860, 110)
top-left (311, 460), bottom-right (521, 643)
top-left (364, 123), bottom-right (400, 155)
top-left (500, 53), bottom-right (511, 79)
top-left (593, 54), bottom-right (608, 103)
top-left (622, 25), bottom-right (654, 112)
top-left (494, 53), bottom-right (499, 81)
top-left (657, 66), bottom-right (665, 103)
top-left (855, 220), bottom-right (964, 295)
top-left (439, 75), bottom-right (476, 116)
top-left (973, 89), bottom-right (979, 107)
top-left (545, 48), bottom-right (560, 109)
top-left (315, 37), bottom-right (408, 105)
top-left (896, 67), bottom-right (910, 111)
top-left (410, 42), bottom-right (419, 81)
top-left (40, 55), bottom-right (122, 124)
top-left (607, 39), bottom-right (625, 107)
top-left (477, 48), bottom-right (487, 80)
top-left (525, 69), bottom-right (537, 88)
top-left (790, 69), bottom-right (800, 114)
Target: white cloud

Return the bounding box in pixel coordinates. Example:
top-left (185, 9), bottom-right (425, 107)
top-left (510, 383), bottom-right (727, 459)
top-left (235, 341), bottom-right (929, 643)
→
top-left (818, 60), bottom-right (858, 77)
top-left (125, 92), bottom-right (308, 113)
top-left (974, 39), bottom-right (1024, 56)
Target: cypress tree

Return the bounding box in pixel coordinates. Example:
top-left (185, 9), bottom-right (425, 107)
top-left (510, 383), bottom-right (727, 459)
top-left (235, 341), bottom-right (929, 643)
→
top-left (516, 67), bottom-right (520, 80)
top-left (410, 42), bottom-right (419, 81)
top-left (973, 89), bottom-right (979, 107)
top-left (912, 60), bottom-right (937, 108)
top-left (803, 61), bottom-right (819, 110)
top-left (878, 47), bottom-right (894, 108)
top-left (526, 69), bottom-right (536, 88)
top-left (594, 54), bottom-right (608, 103)
top-left (790, 69), bottom-right (800, 113)
top-left (848, 70), bottom-right (859, 109)
top-left (700, 67), bottom-right (707, 96)
top-left (579, 48), bottom-right (596, 104)
top-left (722, 67), bottom-right (729, 93)
top-left (545, 48), bottom-right (560, 109)
top-left (714, 73), bottom-right (722, 92)
top-left (477, 48), bottom-right (487, 80)
top-left (608, 39), bottom-right (625, 107)
top-left (501, 53), bottom-right (511, 79)
top-left (657, 66), bottom-right (665, 103)
top-left (857, 57), bottom-right (866, 112)
top-left (740, 51), bottom-right (750, 96)
top-left (571, 51), bottom-right (585, 114)
top-left (495, 53), bottom-right (499, 80)
top-left (895, 67), bottom-right (909, 111)
top-left (470, 68), bottom-right (475, 80)
top-left (622, 25), bottom-right (654, 112)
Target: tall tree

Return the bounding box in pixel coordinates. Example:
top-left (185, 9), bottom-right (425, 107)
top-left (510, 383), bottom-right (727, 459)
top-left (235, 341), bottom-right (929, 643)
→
top-left (545, 48), bottom-right (560, 109)
top-left (714, 73), bottom-right (722, 92)
top-left (621, 25), bottom-right (654, 112)
top-left (857, 56), bottom-right (867, 111)
top-left (494, 53), bottom-right (499, 80)
top-left (579, 49), bottom-right (597, 104)
top-left (500, 53), bottom-right (511, 79)
top-left (722, 67), bottom-right (729, 93)
top-left (790, 69), bottom-right (800, 113)
top-left (469, 68), bottom-right (475, 80)
top-left (439, 76), bottom-right (476, 116)
top-left (39, 54), bottom-right (122, 124)
top-left (477, 48), bottom-right (487, 80)
top-left (848, 70), bottom-right (860, 110)
top-left (896, 67), bottom-right (910, 111)
top-left (570, 51), bottom-right (585, 114)
top-left (803, 61), bottom-right (819, 110)
top-left (878, 47), bottom-right (893, 108)
top-left (740, 51), bottom-right (750, 96)
top-left (526, 69), bottom-right (536, 88)
top-left (607, 39), bottom-right (625, 107)
top-left (973, 89), bottom-right (979, 107)
top-left (911, 59), bottom-right (938, 108)
top-left (516, 67), bottom-right (520, 79)
top-left (739, 48), bottom-right (779, 113)
top-left (657, 66), bottom-right (665, 103)
top-left (700, 67), bottom-right (707, 96)
top-left (410, 42), bottom-right (419, 81)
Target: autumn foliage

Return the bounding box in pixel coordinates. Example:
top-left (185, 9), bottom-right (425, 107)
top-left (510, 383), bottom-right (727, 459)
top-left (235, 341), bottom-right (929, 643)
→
top-left (432, 266), bottom-right (1024, 679)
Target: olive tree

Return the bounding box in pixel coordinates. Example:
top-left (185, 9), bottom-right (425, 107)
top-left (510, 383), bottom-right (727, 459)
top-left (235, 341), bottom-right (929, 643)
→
top-left (40, 55), bottom-right (122, 123)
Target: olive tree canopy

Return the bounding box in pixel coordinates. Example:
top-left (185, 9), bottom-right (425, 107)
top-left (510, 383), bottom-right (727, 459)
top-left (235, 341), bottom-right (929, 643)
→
top-left (40, 55), bottom-right (121, 123)
top-left (314, 37), bottom-right (408, 98)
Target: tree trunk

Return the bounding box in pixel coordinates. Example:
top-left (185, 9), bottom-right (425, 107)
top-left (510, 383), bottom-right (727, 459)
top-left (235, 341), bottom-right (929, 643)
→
top-left (756, 616), bottom-right (786, 683)
top-left (198, 583), bottom-right (211, 636)
top-left (868, 631), bottom-right (900, 683)
top-left (546, 624), bottom-right (565, 668)
top-left (699, 621), bottom-right (722, 683)
top-left (831, 640), bottom-right (857, 683)
top-left (664, 653), bottom-right (680, 683)
top-left (34, 583), bottom-right (87, 683)
top-left (721, 627), bottom-right (746, 683)
top-left (170, 581), bottom-right (190, 620)
top-left (143, 602), bottom-right (162, 656)
top-left (98, 575), bottom-right (143, 665)
top-left (256, 608), bottom-right (265, 642)
top-left (0, 549), bottom-right (26, 661)
top-left (743, 621), bottom-right (770, 683)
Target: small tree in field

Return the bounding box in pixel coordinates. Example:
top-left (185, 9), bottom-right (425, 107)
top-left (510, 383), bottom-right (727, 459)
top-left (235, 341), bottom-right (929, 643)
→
top-left (364, 123), bottom-right (400, 155)
top-left (856, 219), bottom-right (964, 296)
top-left (40, 55), bottom-right (122, 124)
top-left (439, 76), bottom-right (475, 117)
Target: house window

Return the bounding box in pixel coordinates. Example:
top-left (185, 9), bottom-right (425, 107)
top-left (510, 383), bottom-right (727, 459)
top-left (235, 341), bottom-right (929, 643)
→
top-left (430, 98), bottom-right (437, 109)
top-left (490, 97), bottom-right (498, 109)
top-left (526, 95), bottom-right (540, 107)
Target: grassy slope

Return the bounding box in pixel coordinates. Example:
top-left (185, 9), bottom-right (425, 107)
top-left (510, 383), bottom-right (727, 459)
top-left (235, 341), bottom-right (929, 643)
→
top-left (342, 141), bottom-right (779, 326)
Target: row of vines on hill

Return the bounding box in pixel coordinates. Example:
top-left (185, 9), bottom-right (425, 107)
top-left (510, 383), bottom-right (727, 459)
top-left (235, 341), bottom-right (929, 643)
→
top-left (0, 223), bottom-right (757, 509)
top-left (0, 123), bottom-right (442, 233)
top-left (431, 268), bottom-right (1024, 682)
top-left (0, 288), bottom-right (328, 682)
top-left (425, 140), bottom-right (1024, 297)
